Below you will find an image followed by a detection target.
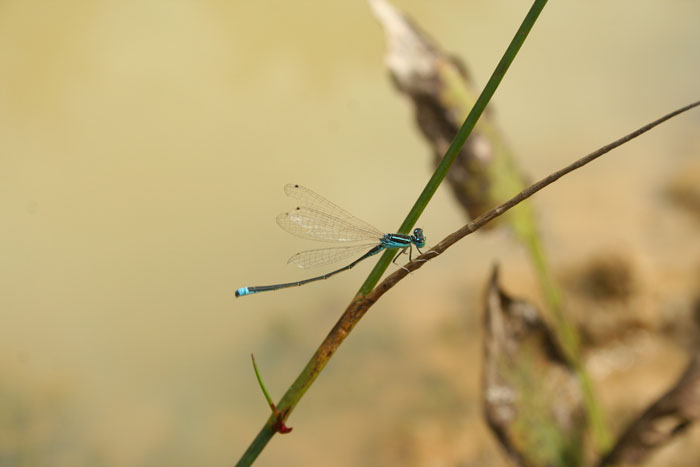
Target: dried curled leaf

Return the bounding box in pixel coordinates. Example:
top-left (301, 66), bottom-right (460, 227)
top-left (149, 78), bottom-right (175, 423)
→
top-left (598, 351), bottom-right (700, 466)
top-left (483, 266), bottom-right (585, 466)
top-left (370, 0), bottom-right (529, 227)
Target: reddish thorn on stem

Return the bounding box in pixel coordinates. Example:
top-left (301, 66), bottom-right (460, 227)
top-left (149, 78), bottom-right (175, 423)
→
top-left (276, 421), bottom-right (293, 434)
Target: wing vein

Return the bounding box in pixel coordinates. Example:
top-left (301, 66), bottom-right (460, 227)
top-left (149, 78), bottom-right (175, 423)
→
top-left (277, 184), bottom-right (385, 243)
top-left (287, 243), bottom-right (379, 269)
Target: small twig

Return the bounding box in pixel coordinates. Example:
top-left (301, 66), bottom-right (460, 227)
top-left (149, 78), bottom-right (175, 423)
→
top-left (361, 100), bottom-right (700, 306)
top-left (251, 354), bottom-right (292, 434)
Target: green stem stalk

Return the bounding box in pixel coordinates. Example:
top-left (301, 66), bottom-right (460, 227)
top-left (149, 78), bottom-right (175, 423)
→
top-left (236, 2), bottom-right (549, 465)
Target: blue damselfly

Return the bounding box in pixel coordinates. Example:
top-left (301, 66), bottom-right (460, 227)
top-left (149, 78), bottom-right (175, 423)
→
top-left (235, 184), bottom-right (426, 297)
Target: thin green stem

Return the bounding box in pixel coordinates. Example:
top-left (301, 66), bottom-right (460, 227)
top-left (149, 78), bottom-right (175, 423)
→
top-left (251, 354), bottom-right (276, 415)
top-left (236, 2), bottom-right (549, 465)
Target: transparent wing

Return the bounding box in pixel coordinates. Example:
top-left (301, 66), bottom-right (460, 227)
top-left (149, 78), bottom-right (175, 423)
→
top-left (277, 184), bottom-right (385, 243)
top-left (277, 207), bottom-right (384, 243)
top-left (287, 243), bottom-right (378, 269)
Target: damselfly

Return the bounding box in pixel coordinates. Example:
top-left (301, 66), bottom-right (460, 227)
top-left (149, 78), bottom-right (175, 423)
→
top-left (235, 184), bottom-right (426, 297)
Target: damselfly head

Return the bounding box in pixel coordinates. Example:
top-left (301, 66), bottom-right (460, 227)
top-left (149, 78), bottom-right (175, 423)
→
top-left (413, 228), bottom-right (426, 247)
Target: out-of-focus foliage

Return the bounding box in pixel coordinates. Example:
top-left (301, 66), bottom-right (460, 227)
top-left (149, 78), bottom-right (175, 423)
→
top-left (482, 267), bottom-right (585, 466)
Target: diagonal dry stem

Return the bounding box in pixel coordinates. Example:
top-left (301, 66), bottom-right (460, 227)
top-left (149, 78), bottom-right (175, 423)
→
top-left (361, 100), bottom-right (700, 305)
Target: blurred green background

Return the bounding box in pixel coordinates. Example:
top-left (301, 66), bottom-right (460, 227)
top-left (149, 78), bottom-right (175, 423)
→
top-left (2, 1), bottom-right (699, 465)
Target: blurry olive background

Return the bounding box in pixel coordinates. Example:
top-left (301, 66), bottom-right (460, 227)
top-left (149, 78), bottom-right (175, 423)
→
top-left (2, 1), bottom-right (699, 466)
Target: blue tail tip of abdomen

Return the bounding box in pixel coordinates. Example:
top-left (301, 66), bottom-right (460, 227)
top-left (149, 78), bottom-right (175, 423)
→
top-left (235, 287), bottom-right (251, 298)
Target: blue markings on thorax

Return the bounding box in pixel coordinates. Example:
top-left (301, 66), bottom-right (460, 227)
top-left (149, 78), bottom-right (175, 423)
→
top-left (381, 233), bottom-right (413, 249)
